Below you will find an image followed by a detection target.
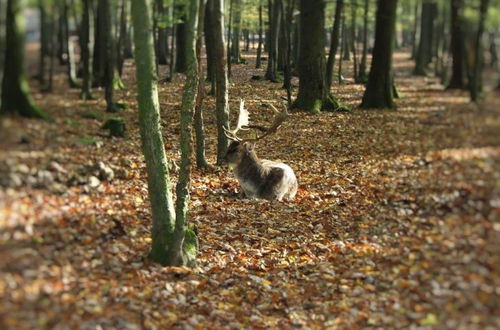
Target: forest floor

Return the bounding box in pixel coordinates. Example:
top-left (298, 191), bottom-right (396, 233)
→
top-left (0, 49), bottom-right (499, 329)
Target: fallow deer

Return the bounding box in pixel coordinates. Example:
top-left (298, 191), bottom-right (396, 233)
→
top-left (223, 101), bottom-right (298, 201)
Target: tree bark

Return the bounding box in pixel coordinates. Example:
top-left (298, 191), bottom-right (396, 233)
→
top-left (175, 5), bottom-right (187, 73)
top-left (195, 0), bottom-right (209, 168)
top-left (209, 0), bottom-right (230, 164)
top-left (227, 0), bottom-right (233, 77)
top-left (93, 0), bottom-right (106, 86)
top-left (256, 0), bottom-right (263, 68)
top-left (357, 0), bottom-right (369, 82)
top-left (0, 0), bottom-right (7, 110)
top-left (1, 0), bottom-right (49, 119)
top-left (447, 0), bottom-right (465, 89)
top-left (414, 0), bottom-right (437, 76)
top-left (101, 0), bottom-right (116, 112)
top-left (361, 0), bottom-right (398, 109)
top-left (470, 0), bottom-right (490, 102)
top-left (131, 0), bottom-right (197, 267)
top-left (230, 0), bottom-right (242, 63)
top-left (156, 0), bottom-right (169, 65)
top-left (81, 0), bottom-right (94, 99)
top-left (172, 0), bottom-right (199, 266)
top-left (265, 0), bottom-right (281, 82)
top-left (293, 0), bottom-right (345, 113)
top-left (38, 1), bottom-right (49, 87)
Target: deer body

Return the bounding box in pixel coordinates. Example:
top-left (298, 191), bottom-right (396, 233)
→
top-left (226, 141), bottom-right (298, 201)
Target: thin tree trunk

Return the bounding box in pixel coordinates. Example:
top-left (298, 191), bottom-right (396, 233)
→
top-left (172, 0), bottom-right (199, 266)
top-left (470, 0), bottom-right (490, 102)
top-left (447, 0), bottom-right (465, 89)
top-left (0, 0), bottom-right (7, 110)
top-left (227, 0), bottom-right (233, 77)
top-left (102, 0), bottom-right (116, 112)
top-left (132, 0), bottom-right (176, 266)
top-left (414, 0), bottom-right (437, 76)
top-left (46, 11), bottom-right (57, 92)
top-left (361, 0), bottom-right (398, 109)
top-left (204, 1), bottom-right (216, 93)
top-left (175, 5), bottom-right (187, 73)
top-left (81, 0), bottom-right (94, 100)
top-left (358, 0), bottom-right (368, 82)
top-left (350, 0), bottom-right (358, 82)
top-left (194, 0), bottom-right (209, 168)
top-left (256, 0), bottom-right (263, 68)
top-left (38, 1), bottom-right (49, 87)
top-left (168, 1), bottom-right (176, 80)
top-left (117, 0), bottom-right (128, 76)
top-left (281, 0), bottom-right (294, 105)
top-left (411, 0), bottom-right (419, 59)
top-left (209, 0), bottom-right (230, 164)
top-left (265, 0), bottom-right (280, 82)
top-left (1, 0), bottom-right (49, 119)
top-left (156, 0), bottom-right (169, 65)
top-left (230, 0), bottom-right (242, 63)
top-left (338, 16), bottom-right (345, 84)
top-left (63, 0), bottom-right (78, 88)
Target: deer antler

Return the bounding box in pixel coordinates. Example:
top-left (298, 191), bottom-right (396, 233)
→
top-left (224, 100), bottom-right (249, 141)
top-left (245, 103), bottom-right (288, 142)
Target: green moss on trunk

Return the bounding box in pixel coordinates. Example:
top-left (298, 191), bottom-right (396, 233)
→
top-left (1, 0), bottom-right (50, 120)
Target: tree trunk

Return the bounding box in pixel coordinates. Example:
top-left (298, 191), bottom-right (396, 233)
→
top-left (208, 0), bottom-right (230, 164)
top-left (447, 0), bottom-right (465, 89)
top-left (357, 0), bottom-right (369, 82)
top-left (168, 2), bottom-right (176, 80)
top-left (195, 0), bottom-right (209, 168)
top-left (63, 0), bottom-right (78, 88)
top-left (230, 0), bottom-right (242, 63)
top-left (0, 0), bottom-right (7, 110)
top-left (38, 1), bottom-right (49, 87)
top-left (172, 0), bottom-right (199, 266)
top-left (175, 5), bottom-right (187, 73)
top-left (131, 0), bottom-right (197, 267)
top-left (281, 0), bottom-right (294, 105)
top-left (93, 0), bottom-right (106, 86)
top-left (265, 0), bottom-right (281, 82)
top-left (81, 0), bottom-right (94, 99)
top-left (293, 0), bottom-right (345, 113)
top-left (414, 0), bottom-right (437, 76)
top-left (227, 0), bottom-right (233, 77)
top-left (411, 0), bottom-right (419, 59)
top-left (204, 2), bottom-right (215, 93)
top-left (361, 0), bottom-right (398, 109)
top-left (338, 15), bottom-right (345, 84)
top-left (156, 0), bottom-right (169, 65)
top-left (58, 1), bottom-right (69, 65)
top-left (1, 0), bottom-right (49, 119)
top-left (350, 0), bottom-right (358, 81)
top-left (101, 0), bottom-right (116, 112)
top-left (470, 0), bottom-right (490, 102)
top-left (117, 0), bottom-right (128, 76)
top-left (256, 1), bottom-right (263, 68)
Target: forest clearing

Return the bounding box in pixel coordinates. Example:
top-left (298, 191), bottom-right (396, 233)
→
top-left (1, 0), bottom-right (499, 328)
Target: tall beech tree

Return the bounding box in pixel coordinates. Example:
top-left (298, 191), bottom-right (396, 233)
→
top-left (325, 0), bottom-right (344, 91)
top-left (207, 0), bottom-right (230, 164)
top-left (1, 0), bottom-right (49, 119)
top-left (131, 0), bottom-right (198, 266)
top-left (265, 0), bottom-right (280, 82)
top-left (0, 0), bottom-right (6, 109)
top-left (361, 0), bottom-right (398, 109)
top-left (470, 0), bottom-right (490, 102)
top-left (447, 0), bottom-right (465, 89)
top-left (230, 0), bottom-right (242, 63)
top-left (255, 0), bottom-right (263, 68)
top-left (357, 0), bottom-right (369, 82)
top-left (194, 0), bottom-right (209, 168)
top-left (80, 0), bottom-right (94, 99)
top-left (293, 0), bottom-right (345, 113)
top-left (414, 0), bottom-right (437, 76)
